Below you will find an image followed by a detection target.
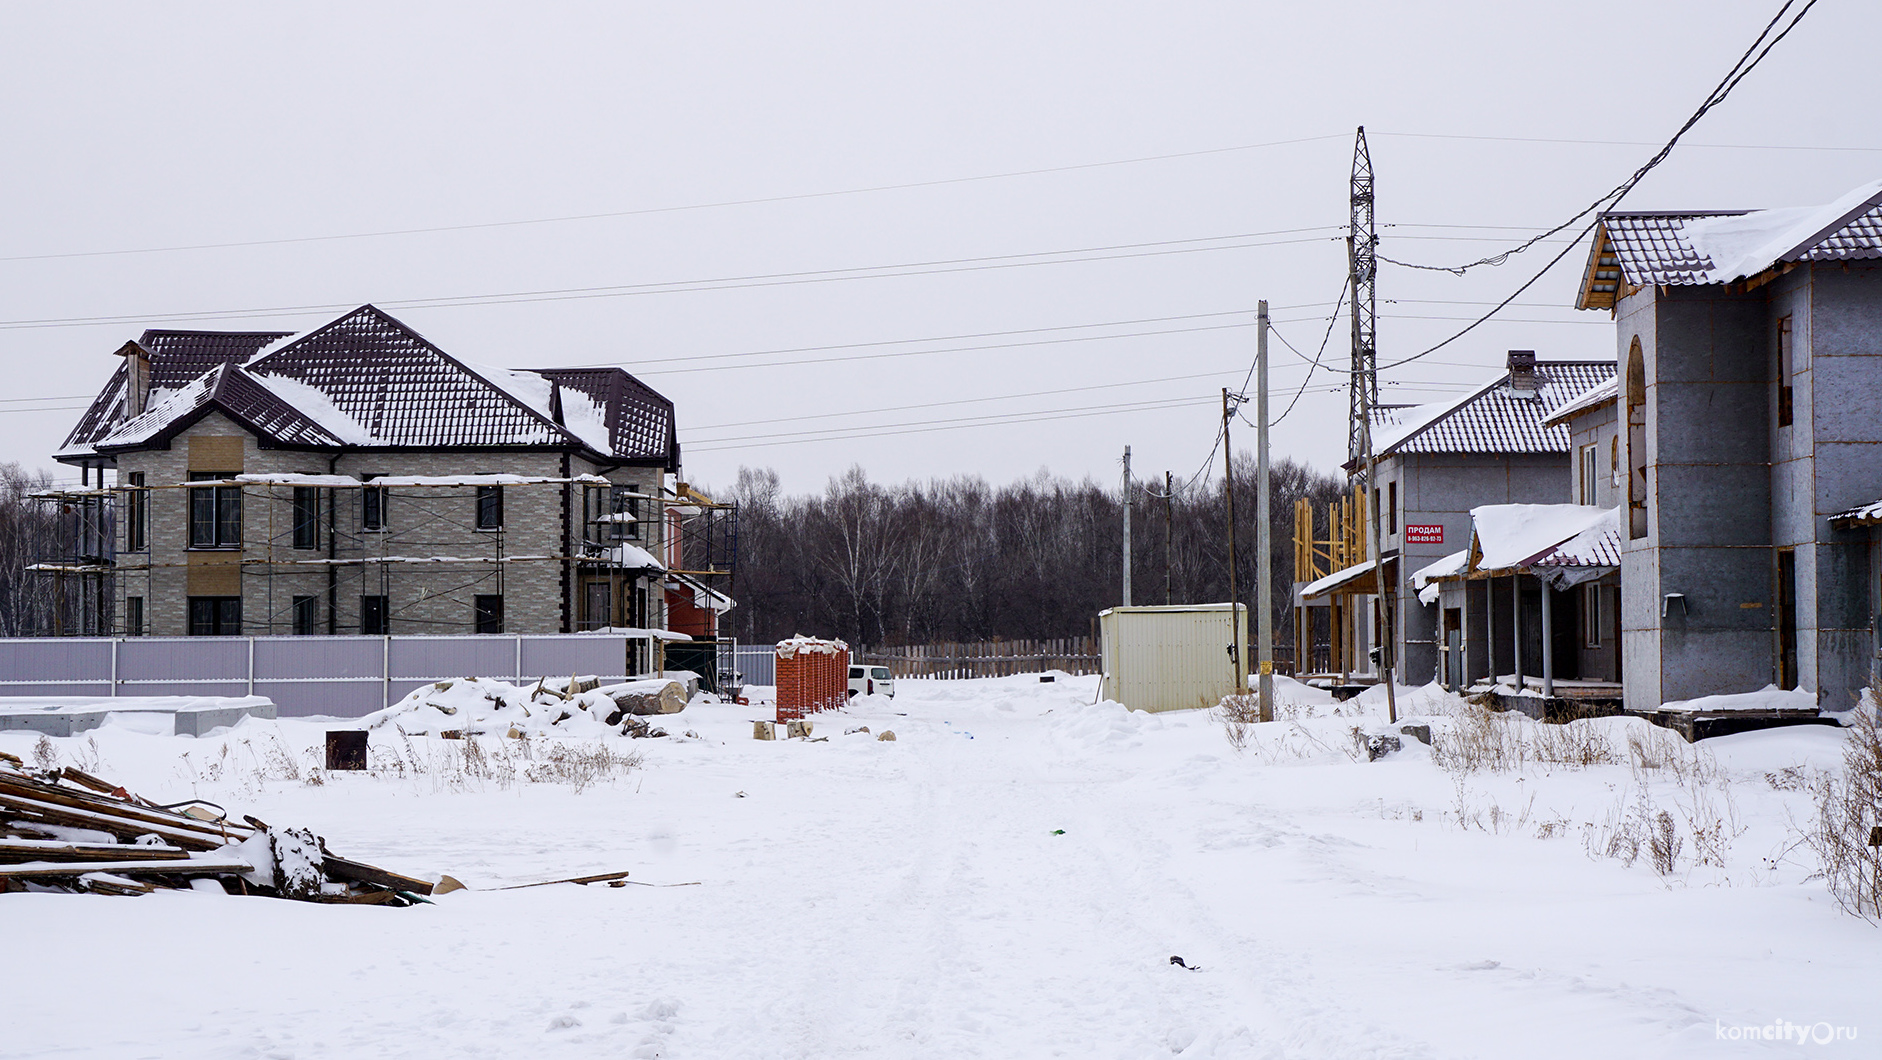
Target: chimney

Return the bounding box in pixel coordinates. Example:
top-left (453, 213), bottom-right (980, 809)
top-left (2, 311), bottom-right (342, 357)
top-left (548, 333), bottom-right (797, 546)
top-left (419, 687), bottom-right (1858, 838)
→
top-left (1507, 350), bottom-right (1538, 397)
top-left (115, 340), bottom-right (152, 417)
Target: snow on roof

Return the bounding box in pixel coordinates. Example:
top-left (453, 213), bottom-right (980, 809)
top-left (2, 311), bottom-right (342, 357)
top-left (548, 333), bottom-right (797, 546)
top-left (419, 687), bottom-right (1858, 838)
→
top-left (1368, 361), bottom-right (1615, 461)
top-left (1301, 558), bottom-right (1377, 599)
top-left (1412, 548), bottom-right (1470, 605)
top-left (602, 543), bottom-right (666, 571)
top-left (1411, 549), bottom-right (1469, 589)
top-left (1589, 178), bottom-right (1882, 298)
top-left (61, 304), bottom-right (681, 467)
top-left (1830, 497), bottom-right (1882, 528)
top-left (1527, 507), bottom-right (1622, 569)
top-left (1540, 376), bottom-right (1618, 428)
top-left (93, 373), bottom-right (218, 448)
top-left (1471, 503), bottom-right (1615, 571)
top-left (249, 371), bottom-right (382, 445)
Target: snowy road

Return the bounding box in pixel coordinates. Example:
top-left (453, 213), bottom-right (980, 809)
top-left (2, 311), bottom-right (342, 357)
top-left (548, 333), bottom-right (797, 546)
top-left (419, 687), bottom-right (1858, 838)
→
top-left (2, 675), bottom-right (1870, 1058)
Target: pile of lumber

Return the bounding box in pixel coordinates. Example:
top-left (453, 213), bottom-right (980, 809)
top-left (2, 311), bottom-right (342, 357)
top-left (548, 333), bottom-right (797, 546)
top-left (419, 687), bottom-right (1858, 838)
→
top-left (0, 755), bottom-right (433, 904)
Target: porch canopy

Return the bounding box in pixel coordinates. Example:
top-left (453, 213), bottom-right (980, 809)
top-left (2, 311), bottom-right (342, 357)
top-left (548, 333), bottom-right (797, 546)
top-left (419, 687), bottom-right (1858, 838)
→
top-left (1300, 555), bottom-right (1398, 601)
top-left (1411, 505), bottom-right (1621, 590)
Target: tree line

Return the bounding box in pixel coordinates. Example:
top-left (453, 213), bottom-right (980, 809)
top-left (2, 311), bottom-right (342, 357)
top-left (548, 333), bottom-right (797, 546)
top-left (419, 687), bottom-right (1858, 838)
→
top-left (714, 453), bottom-right (1346, 658)
top-left (0, 463), bottom-right (67, 637)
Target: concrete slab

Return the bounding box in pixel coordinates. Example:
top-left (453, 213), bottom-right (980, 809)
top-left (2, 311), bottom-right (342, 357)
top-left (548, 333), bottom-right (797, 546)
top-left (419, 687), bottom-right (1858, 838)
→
top-left (0, 696), bottom-right (276, 737)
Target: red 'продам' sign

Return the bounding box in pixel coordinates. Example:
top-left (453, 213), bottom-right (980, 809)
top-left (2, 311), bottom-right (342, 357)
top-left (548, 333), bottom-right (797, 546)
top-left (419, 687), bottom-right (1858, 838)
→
top-left (1405, 524), bottom-right (1444, 544)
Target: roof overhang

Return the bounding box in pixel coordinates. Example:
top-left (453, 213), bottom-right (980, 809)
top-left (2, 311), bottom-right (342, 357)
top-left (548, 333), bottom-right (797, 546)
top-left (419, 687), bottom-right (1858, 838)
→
top-left (1299, 555), bottom-right (1398, 601)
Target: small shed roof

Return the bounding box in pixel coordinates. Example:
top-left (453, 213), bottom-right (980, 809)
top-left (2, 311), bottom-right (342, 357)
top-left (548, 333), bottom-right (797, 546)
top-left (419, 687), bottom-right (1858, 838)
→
top-left (1830, 498), bottom-right (1882, 529)
top-left (1540, 377), bottom-right (1618, 428)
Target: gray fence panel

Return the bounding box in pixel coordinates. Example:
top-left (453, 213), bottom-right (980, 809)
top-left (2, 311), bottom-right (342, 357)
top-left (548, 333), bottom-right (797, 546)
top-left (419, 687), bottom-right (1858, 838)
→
top-left (0, 639), bottom-right (113, 683)
top-left (119, 637), bottom-right (247, 681)
top-left (520, 635), bottom-right (629, 682)
top-left (388, 636), bottom-right (517, 682)
top-left (254, 680), bottom-right (385, 719)
top-left (730, 646), bottom-right (775, 686)
top-left (254, 637), bottom-right (384, 679)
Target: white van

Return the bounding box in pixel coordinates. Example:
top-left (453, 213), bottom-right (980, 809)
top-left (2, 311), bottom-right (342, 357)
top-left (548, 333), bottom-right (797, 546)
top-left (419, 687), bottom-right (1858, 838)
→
top-left (848, 664), bottom-right (895, 699)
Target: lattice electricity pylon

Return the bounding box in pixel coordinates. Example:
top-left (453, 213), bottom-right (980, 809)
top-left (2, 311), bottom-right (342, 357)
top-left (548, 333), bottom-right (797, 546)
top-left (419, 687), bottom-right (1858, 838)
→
top-left (1347, 126), bottom-right (1379, 466)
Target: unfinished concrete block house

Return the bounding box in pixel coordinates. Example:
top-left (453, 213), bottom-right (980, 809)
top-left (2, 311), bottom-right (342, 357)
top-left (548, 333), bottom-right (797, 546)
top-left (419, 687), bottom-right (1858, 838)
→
top-left (50, 304), bottom-right (690, 663)
top-left (1295, 352), bottom-right (1615, 687)
top-left (1577, 178), bottom-right (1882, 710)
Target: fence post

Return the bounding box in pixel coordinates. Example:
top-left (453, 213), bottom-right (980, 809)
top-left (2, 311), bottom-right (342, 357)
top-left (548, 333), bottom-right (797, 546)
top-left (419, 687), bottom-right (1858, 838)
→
top-left (382, 636), bottom-right (391, 710)
top-left (246, 637), bottom-right (255, 697)
top-left (110, 638), bottom-right (119, 698)
top-left (514, 636), bottom-right (523, 683)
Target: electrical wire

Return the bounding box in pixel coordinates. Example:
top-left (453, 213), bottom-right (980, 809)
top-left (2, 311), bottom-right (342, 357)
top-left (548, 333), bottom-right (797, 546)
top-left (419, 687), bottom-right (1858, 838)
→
top-left (1376, 0), bottom-right (1820, 276)
top-left (0, 135), bottom-right (1348, 264)
top-left (1374, 0), bottom-right (1821, 368)
top-left (0, 228), bottom-right (1342, 332)
top-left (686, 394), bottom-right (1216, 453)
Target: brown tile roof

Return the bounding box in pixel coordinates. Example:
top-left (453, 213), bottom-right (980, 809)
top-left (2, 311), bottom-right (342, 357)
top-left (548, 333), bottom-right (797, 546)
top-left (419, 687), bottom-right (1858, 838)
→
top-left (58, 305), bottom-right (678, 467)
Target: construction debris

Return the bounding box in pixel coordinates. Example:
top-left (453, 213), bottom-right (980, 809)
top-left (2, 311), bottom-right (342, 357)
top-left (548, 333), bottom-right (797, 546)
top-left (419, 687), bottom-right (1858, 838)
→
top-left (361, 676), bottom-right (690, 738)
top-left (0, 764), bottom-right (433, 903)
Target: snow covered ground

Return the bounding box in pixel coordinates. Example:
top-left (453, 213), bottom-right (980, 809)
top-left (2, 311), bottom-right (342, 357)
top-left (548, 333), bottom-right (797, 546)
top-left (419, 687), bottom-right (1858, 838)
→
top-left (2, 675), bottom-right (1872, 1058)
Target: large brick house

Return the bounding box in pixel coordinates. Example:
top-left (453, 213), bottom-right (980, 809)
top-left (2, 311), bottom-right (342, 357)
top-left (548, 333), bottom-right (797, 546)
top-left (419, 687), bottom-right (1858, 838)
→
top-left (53, 304), bottom-right (685, 655)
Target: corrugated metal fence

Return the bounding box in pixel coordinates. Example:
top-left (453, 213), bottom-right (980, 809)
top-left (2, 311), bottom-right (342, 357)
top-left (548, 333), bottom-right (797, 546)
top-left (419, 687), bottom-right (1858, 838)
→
top-left (865, 638), bottom-right (1100, 679)
top-left (0, 635), bottom-right (637, 718)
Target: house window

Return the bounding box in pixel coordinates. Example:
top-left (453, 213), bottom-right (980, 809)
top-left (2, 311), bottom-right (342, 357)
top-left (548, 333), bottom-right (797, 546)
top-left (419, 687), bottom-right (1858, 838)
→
top-left (1579, 444), bottom-right (1599, 505)
top-left (124, 596), bottom-right (144, 636)
top-left (125, 472), bottom-right (147, 552)
top-left (361, 595), bottom-right (389, 635)
top-left (1387, 481), bottom-right (1398, 536)
top-left (1581, 584), bottom-right (1603, 647)
top-left (362, 474), bottom-right (387, 531)
top-left (187, 596), bottom-right (241, 635)
top-left (476, 484), bottom-right (504, 530)
top-left (474, 594), bottom-right (504, 634)
top-left (1777, 316), bottom-right (1794, 428)
top-left (292, 487), bottom-right (319, 550)
top-left (188, 473), bottom-right (242, 548)
top-left (585, 484), bottom-right (640, 544)
top-left (292, 595), bottom-right (317, 635)
top-left (1626, 337), bottom-right (1647, 540)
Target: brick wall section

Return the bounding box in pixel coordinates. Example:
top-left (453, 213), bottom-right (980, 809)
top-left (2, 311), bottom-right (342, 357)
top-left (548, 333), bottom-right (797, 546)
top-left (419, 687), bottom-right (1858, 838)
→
top-left (111, 413), bottom-right (669, 637)
top-left (775, 639), bottom-right (848, 721)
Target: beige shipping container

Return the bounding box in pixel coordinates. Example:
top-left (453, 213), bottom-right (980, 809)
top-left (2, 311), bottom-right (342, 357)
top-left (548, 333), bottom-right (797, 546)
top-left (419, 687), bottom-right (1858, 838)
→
top-left (1098, 604), bottom-right (1248, 713)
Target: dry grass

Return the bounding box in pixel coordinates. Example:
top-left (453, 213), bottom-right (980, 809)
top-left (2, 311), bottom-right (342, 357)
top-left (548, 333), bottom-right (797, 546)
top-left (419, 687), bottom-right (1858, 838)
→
top-left (1798, 703), bottom-right (1882, 921)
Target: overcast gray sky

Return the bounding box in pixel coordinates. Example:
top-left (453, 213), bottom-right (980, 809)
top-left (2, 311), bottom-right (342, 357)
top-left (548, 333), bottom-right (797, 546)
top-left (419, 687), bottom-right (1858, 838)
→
top-left (2, 1), bottom-right (1875, 494)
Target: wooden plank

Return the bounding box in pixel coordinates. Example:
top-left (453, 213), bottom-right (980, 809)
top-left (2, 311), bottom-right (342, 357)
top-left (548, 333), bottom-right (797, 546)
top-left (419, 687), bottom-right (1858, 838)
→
top-left (0, 776), bottom-right (249, 843)
top-left (0, 857), bottom-right (253, 879)
top-left (0, 839), bottom-right (190, 862)
top-left (0, 791), bottom-right (231, 851)
top-left (321, 853), bottom-right (435, 896)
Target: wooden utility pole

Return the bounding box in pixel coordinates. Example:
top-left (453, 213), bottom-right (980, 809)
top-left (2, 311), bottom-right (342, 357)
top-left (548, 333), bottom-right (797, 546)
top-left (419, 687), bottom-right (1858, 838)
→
top-left (1121, 445), bottom-right (1132, 607)
top-left (1256, 300), bottom-right (1274, 723)
top-left (1222, 388), bottom-right (1246, 694)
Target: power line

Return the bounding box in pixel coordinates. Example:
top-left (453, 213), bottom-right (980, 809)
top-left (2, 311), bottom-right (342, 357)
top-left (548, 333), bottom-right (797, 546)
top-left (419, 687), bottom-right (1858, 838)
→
top-left (0, 228), bottom-right (1343, 333)
top-left (1375, 0), bottom-right (1821, 367)
top-left (683, 368), bottom-right (1247, 433)
top-left (0, 135), bottom-right (1348, 264)
top-left (686, 394), bottom-right (1217, 453)
top-left (1376, 0), bottom-right (1820, 276)
top-left (1270, 275), bottom-right (1351, 427)
top-left (1374, 130), bottom-right (1882, 153)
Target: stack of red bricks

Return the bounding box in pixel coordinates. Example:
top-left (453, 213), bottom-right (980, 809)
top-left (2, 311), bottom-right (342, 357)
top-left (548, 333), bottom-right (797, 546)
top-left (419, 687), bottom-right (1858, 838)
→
top-left (774, 635), bottom-right (850, 721)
